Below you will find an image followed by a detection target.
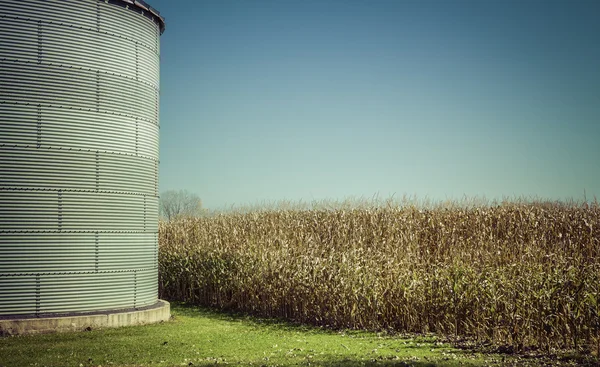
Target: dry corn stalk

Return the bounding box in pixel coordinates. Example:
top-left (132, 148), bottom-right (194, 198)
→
top-left (159, 198), bottom-right (600, 353)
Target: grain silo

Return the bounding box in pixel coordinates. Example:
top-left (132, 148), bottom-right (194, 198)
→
top-left (0, 0), bottom-right (169, 334)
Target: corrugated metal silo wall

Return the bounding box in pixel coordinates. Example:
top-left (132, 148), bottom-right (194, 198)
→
top-left (0, 0), bottom-right (163, 315)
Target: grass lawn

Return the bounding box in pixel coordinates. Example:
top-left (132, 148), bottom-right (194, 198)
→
top-left (0, 303), bottom-right (593, 367)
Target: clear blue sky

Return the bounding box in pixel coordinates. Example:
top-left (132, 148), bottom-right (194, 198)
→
top-left (150, 0), bottom-right (600, 210)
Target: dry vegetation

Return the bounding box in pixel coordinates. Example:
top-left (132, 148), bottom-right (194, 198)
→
top-left (159, 198), bottom-right (599, 356)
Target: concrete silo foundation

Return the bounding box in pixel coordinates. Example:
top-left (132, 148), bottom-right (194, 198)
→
top-left (0, 0), bottom-right (169, 333)
top-left (0, 300), bottom-right (170, 336)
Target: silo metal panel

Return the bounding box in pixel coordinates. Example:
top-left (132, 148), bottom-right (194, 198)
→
top-left (97, 233), bottom-right (157, 271)
top-left (99, 73), bottom-right (158, 123)
top-left (138, 43), bottom-right (160, 88)
top-left (0, 0), bottom-right (97, 31)
top-left (0, 233), bottom-right (157, 276)
top-left (42, 23), bottom-right (138, 79)
top-left (99, 2), bottom-right (158, 49)
top-left (134, 83), bottom-right (160, 122)
top-left (37, 268), bottom-right (158, 314)
top-left (38, 272), bottom-right (136, 313)
top-left (137, 120), bottom-right (159, 158)
top-left (135, 269), bottom-right (159, 306)
top-left (98, 73), bottom-right (140, 117)
top-left (42, 109), bottom-right (137, 154)
top-left (0, 148), bottom-right (97, 190)
top-left (0, 17), bottom-right (39, 63)
top-left (0, 233), bottom-right (96, 274)
top-left (99, 154), bottom-right (157, 194)
top-left (61, 192), bottom-right (146, 231)
top-left (0, 63), bottom-right (99, 109)
top-left (0, 103), bottom-right (39, 146)
top-left (0, 0), bottom-right (163, 316)
top-left (0, 277), bottom-right (37, 316)
top-left (145, 197), bottom-right (159, 232)
top-left (0, 191), bottom-right (60, 232)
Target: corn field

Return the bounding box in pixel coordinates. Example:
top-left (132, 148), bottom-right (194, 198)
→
top-left (159, 199), bottom-right (599, 354)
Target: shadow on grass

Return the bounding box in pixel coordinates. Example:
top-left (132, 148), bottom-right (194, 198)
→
top-left (170, 303), bottom-right (480, 367)
top-left (171, 302), bottom-right (453, 342)
top-left (171, 301), bottom-right (346, 333)
top-left (187, 358), bottom-right (598, 367)
top-left (170, 302), bottom-right (599, 367)
top-left (313, 363), bottom-right (470, 367)
top-left (187, 361), bottom-right (476, 367)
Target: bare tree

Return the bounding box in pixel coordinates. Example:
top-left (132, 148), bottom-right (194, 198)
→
top-left (159, 189), bottom-right (203, 220)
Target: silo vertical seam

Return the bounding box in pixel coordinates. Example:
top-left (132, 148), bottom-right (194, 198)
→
top-left (95, 232), bottom-right (99, 272)
top-left (96, 1), bottom-right (100, 33)
top-left (134, 270), bottom-right (137, 308)
top-left (35, 274), bottom-right (40, 316)
top-left (135, 42), bottom-right (138, 81)
top-left (135, 117), bottom-right (138, 155)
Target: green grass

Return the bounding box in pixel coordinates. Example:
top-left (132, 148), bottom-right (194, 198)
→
top-left (0, 304), bottom-right (592, 367)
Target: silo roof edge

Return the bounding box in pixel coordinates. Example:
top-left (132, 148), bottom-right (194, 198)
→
top-left (114, 0), bottom-right (166, 34)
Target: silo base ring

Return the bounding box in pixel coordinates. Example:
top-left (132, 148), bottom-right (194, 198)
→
top-left (0, 300), bottom-right (170, 336)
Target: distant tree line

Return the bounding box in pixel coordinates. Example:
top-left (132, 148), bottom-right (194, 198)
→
top-left (159, 189), bottom-right (203, 220)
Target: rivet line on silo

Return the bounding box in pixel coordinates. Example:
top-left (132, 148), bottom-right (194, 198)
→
top-left (135, 42), bottom-right (139, 81)
top-left (133, 270), bottom-right (137, 308)
top-left (0, 187), bottom-right (155, 196)
top-left (96, 1), bottom-right (100, 33)
top-left (35, 274), bottom-right (41, 317)
top-left (4, 100), bottom-right (157, 126)
top-left (135, 117), bottom-right (138, 155)
top-left (95, 232), bottom-right (99, 273)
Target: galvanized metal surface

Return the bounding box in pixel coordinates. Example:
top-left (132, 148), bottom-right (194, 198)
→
top-left (0, 0), bottom-right (162, 316)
